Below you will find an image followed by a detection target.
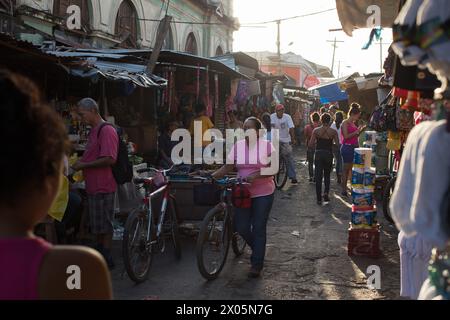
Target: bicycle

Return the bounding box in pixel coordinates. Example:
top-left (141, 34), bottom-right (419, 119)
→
top-left (275, 143), bottom-right (291, 190)
top-left (382, 150), bottom-right (401, 225)
top-left (275, 154), bottom-right (288, 190)
top-left (194, 175), bottom-right (248, 281)
top-left (382, 172), bottom-right (396, 224)
top-left (122, 165), bottom-right (181, 284)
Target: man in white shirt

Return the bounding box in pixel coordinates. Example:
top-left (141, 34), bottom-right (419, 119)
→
top-left (271, 104), bottom-right (298, 184)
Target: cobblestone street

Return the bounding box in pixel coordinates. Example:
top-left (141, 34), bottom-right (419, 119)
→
top-left (111, 148), bottom-right (401, 300)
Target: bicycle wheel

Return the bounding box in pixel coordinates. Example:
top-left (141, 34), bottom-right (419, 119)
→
top-left (275, 157), bottom-right (288, 190)
top-left (196, 206), bottom-right (231, 281)
top-left (122, 209), bottom-right (153, 283)
top-left (168, 197), bottom-right (181, 260)
top-left (232, 232), bottom-right (246, 257)
top-left (382, 176), bottom-right (396, 224)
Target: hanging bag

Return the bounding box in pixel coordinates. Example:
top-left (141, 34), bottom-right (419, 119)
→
top-left (232, 182), bottom-right (252, 209)
top-left (396, 106), bottom-right (415, 131)
top-left (370, 93), bottom-right (391, 132)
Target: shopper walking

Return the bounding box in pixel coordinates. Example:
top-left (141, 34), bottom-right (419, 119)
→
top-left (271, 104), bottom-right (298, 184)
top-left (304, 112), bottom-right (321, 182)
top-left (331, 111), bottom-right (344, 183)
top-left (309, 113), bottom-right (340, 205)
top-left (211, 117), bottom-right (276, 278)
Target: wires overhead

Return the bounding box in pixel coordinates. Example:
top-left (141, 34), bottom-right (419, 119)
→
top-left (240, 8), bottom-right (337, 25)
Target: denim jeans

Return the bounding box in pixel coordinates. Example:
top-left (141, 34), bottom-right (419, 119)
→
top-left (280, 142), bottom-right (297, 180)
top-left (314, 150), bottom-right (333, 201)
top-left (307, 148), bottom-right (315, 180)
top-left (234, 193), bottom-right (275, 270)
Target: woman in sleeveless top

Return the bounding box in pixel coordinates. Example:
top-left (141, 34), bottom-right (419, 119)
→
top-left (309, 113), bottom-right (340, 205)
top-left (0, 71), bottom-right (112, 300)
top-left (340, 103), bottom-right (366, 197)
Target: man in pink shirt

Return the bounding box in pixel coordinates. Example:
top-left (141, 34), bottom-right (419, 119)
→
top-left (72, 98), bottom-right (118, 269)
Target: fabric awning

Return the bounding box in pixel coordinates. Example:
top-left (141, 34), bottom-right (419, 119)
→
top-left (336, 0), bottom-right (401, 36)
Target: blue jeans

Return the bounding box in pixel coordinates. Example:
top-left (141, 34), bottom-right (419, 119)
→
top-left (234, 193), bottom-right (275, 270)
top-left (281, 142), bottom-right (297, 180)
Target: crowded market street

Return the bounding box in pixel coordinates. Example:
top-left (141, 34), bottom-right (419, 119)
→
top-left (111, 147), bottom-right (401, 300)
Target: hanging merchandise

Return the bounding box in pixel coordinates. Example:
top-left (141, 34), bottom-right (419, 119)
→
top-left (387, 131), bottom-right (402, 150)
top-left (235, 80), bottom-right (250, 106)
top-left (397, 105), bottom-right (416, 131)
top-left (272, 83), bottom-right (285, 105)
top-left (392, 0), bottom-right (450, 99)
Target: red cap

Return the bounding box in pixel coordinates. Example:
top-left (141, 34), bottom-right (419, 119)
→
top-left (276, 104), bottom-right (285, 111)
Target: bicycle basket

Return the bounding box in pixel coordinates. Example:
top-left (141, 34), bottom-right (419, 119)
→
top-left (193, 183), bottom-right (222, 206)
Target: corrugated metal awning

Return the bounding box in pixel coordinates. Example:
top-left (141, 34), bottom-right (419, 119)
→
top-left (70, 60), bottom-right (167, 88)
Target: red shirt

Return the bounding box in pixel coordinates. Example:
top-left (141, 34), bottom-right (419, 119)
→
top-left (82, 123), bottom-right (119, 195)
top-left (304, 123), bottom-right (320, 146)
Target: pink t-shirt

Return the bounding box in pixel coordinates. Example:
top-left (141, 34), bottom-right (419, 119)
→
top-left (82, 123), bottom-right (119, 195)
top-left (0, 237), bottom-right (51, 300)
top-left (227, 139), bottom-right (276, 198)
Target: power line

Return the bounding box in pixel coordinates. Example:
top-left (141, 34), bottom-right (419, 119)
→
top-left (240, 8), bottom-right (336, 25)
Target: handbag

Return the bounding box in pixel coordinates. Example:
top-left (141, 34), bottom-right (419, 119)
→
top-left (232, 183), bottom-right (252, 209)
top-left (370, 93), bottom-right (391, 132)
top-left (384, 96), bottom-right (398, 132)
top-left (396, 106), bottom-right (415, 131)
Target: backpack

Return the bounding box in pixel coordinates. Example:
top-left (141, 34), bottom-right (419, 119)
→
top-left (370, 93), bottom-right (392, 132)
top-left (98, 123), bottom-right (133, 185)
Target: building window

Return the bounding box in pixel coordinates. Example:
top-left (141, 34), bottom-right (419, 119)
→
top-left (115, 0), bottom-right (138, 48)
top-left (215, 46), bottom-right (224, 56)
top-left (185, 32), bottom-right (198, 55)
top-left (53, 0), bottom-right (90, 30)
top-left (162, 27), bottom-right (173, 50)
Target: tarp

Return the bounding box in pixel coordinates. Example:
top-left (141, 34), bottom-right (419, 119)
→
top-left (316, 83), bottom-right (349, 103)
top-left (336, 0), bottom-right (401, 36)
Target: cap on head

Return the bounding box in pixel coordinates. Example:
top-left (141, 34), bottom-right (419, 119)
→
top-left (78, 97), bottom-right (99, 113)
top-left (276, 104), bottom-right (285, 111)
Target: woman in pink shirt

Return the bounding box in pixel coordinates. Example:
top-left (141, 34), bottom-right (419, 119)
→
top-left (0, 70), bottom-right (112, 300)
top-left (211, 117), bottom-right (276, 278)
top-left (340, 103), bottom-right (366, 197)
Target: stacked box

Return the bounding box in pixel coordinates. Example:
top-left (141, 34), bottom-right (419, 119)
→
top-left (348, 135), bottom-right (382, 257)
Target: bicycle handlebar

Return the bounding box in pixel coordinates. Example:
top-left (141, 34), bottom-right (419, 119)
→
top-left (136, 165), bottom-right (175, 176)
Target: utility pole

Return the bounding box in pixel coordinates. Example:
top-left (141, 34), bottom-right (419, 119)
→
top-left (276, 20), bottom-right (282, 75)
top-left (327, 37), bottom-right (344, 77)
top-left (146, 1), bottom-right (172, 73)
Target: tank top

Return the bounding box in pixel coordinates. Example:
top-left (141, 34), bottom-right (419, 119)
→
top-left (343, 121), bottom-right (359, 146)
top-left (315, 128), bottom-right (334, 152)
top-left (0, 237), bottom-right (51, 300)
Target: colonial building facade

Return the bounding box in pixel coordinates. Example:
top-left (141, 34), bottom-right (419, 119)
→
top-left (1, 0), bottom-right (237, 56)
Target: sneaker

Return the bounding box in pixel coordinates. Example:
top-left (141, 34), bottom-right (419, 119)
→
top-left (317, 200), bottom-right (323, 206)
top-left (323, 194), bottom-right (330, 203)
top-left (248, 267), bottom-right (262, 278)
top-left (291, 179), bottom-right (298, 185)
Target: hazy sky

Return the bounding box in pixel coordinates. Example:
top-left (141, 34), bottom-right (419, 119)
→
top-left (233, 0), bottom-right (393, 77)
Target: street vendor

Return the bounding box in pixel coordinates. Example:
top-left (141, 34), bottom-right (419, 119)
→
top-left (158, 120), bottom-right (179, 169)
